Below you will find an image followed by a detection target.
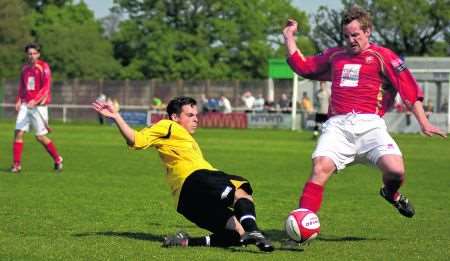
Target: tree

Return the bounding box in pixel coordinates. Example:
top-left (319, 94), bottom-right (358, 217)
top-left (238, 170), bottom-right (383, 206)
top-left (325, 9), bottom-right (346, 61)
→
top-left (111, 0), bottom-right (314, 80)
top-left (0, 0), bottom-right (32, 79)
top-left (312, 0), bottom-right (450, 56)
top-left (24, 0), bottom-right (71, 11)
top-left (100, 6), bottom-right (124, 38)
top-left (30, 2), bottom-right (121, 79)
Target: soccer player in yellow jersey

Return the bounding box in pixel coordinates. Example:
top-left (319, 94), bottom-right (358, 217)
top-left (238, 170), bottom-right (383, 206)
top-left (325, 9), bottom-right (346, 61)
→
top-left (92, 96), bottom-right (273, 252)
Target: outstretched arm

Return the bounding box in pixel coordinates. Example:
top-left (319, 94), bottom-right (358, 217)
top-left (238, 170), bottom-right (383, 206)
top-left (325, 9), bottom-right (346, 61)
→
top-left (411, 100), bottom-right (447, 138)
top-left (92, 100), bottom-right (136, 145)
top-left (282, 19), bottom-right (301, 57)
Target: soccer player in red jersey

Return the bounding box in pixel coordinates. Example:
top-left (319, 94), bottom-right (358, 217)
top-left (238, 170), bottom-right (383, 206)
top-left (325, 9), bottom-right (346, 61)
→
top-left (11, 43), bottom-right (63, 173)
top-left (283, 6), bottom-right (446, 218)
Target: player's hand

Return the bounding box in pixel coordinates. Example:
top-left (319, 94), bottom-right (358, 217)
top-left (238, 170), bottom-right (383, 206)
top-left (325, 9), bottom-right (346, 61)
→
top-left (421, 122), bottom-right (447, 138)
top-left (27, 100), bottom-right (37, 109)
top-left (15, 100), bottom-right (22, 112)
top-left (283, 19), bottom-right (298, 39)
top-left (92, 100), bottom-right (118, 119)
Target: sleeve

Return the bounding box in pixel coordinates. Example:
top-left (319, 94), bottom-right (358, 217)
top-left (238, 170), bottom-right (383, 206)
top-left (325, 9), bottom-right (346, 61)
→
top-left (36, 62), bottom-right (52, 104)
top-left (286, 49), bottom-right (333, 81)
top-left (132, 120), bottom-right (172, 150)
top-left (382, 50), bottom-right (423, 108)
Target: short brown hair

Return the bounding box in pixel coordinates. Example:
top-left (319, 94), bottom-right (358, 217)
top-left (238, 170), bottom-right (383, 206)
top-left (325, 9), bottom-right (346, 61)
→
top-left (24, 43), bottom-right (41, 53)
top-left (341, 5), bottom-right (373, 32)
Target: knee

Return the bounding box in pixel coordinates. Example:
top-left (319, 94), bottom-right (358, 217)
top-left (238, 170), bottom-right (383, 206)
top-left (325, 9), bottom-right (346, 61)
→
top-left (14, 130), bottom-right (24, 141)
top-left (234, 188), bottom-right (253, 204)
top-left (310, 158), bottom-right (335, 185)
top-left (35, 135), bottom-right (48, 143)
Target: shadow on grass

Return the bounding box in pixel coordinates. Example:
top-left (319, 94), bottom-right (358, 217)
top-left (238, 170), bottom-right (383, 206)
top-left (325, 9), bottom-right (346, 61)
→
top-left (262, 229), bottom-right (385, 251)
top-left (73, 231), bottom-right (162, 242)
top-left (317, 234), bottom-right (386, 242)
top-left (264, 229), bottom-right (384, 242)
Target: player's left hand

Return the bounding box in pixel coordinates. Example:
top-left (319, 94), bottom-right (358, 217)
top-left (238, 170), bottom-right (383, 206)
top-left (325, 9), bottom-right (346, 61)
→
top-left (27, 100), bottom-right (37, 109)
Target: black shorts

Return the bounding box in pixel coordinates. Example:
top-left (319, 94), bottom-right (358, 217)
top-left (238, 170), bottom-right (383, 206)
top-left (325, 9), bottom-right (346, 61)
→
top-left (177, 169), bottom-right (253, 233)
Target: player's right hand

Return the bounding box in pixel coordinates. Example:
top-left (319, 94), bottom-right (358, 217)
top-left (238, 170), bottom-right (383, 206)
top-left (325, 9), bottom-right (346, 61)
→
top-left (421, 122), bottom-right (447, 138)
top-left (92, 100), bottom-right (117, 119)
top-left (283, 19), bottom-right (298, 39)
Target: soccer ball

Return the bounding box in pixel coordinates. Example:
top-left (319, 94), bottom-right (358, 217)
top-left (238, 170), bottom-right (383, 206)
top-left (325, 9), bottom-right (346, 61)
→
top-left (285, 208), bottom-right (320, 243)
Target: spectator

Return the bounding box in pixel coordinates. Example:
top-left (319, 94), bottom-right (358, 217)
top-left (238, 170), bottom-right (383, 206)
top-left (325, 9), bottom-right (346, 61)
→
top-left (207, 97), bottom-right (219, 112)
top-left (423, 99), bottom-right (434, 118)
top-left (264, 99), bottom-right (276, 113)
top-left (253, 94), bottom-right (265, 112)
top-left (96, 93), bottom-right (107, 124)
top-left (218, 95), bottom-right (232, 113)
top-left (200, 94), bottom-right (209, 113)
top-left (313, 82), bottom-right (331, 138)
top-left (278, 93), bottom-right (291, 113)
top-left (151, 97), bottom-right (165, 111)
top-left (112, 98), bottom-right (120, 112)
top-left (300, 92), bottom-right (313, 113)
top-left (241, 91), bottom-right (255, 112)
top-left (440, 100), bottom-right (448, 113)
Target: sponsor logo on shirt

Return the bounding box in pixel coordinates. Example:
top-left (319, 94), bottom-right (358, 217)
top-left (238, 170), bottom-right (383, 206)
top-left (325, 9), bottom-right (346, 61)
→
top-left (365, 56), bottom-right (374, 64)
top-left (391, 58), bottom-right (407, 73)
top-left (339, 64), bottom-right (361, 87)
top-left (27, 76), bottom-right (35, 91)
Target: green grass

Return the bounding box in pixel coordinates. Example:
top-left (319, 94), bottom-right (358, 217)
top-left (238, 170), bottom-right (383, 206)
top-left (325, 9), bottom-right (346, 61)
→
top-left (0, 121), bottom-right (449, 260)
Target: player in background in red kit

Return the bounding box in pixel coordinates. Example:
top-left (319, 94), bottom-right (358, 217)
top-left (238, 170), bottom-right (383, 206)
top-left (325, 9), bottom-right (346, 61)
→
top-left (11, 43), bottom-right (63, 173)
top-left (283, 6), bottom-right (446, 218)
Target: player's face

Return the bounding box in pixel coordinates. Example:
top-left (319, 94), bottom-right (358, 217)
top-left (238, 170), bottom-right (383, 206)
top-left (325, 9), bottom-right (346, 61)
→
top-left (174, 104), bottom-right (198, 134)
top-left (343, 20), bottom-right (371, 54)
top-left (26, 48), bottom-right (40, 64)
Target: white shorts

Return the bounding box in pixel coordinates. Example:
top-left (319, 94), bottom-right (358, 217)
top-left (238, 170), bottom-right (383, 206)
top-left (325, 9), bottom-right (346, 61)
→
top-left (312, 113), bottom-right (402, 171)
top-left (15, 104), bottom-right (49, 136)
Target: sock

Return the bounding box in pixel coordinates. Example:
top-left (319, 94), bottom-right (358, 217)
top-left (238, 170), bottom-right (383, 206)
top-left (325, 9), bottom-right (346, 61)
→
top-left (188, 230), bottom-right (241, 247)
top-left (234, 198), bottom-right (258, 232)
top-left (209, 230), bottom-right (241, 247)
top-left (188, 236), bottom-right (207, 246)
top-left (13, 141), bottom-right (23, 165)
top-left (44, 142), bottom-right (61, 162)
top-left (383, 174), bottom-right (404, 202)
top-left (299, 182), bottom-right (324, 213)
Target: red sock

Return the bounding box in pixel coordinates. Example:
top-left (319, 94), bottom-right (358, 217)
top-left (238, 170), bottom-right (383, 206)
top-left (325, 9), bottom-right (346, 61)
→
top-left (13, 141), bottom-right (24, 165)
top-left (299, 182), bottom-right (324, 213)
top-left (44, 142), bottom-right (61, 162)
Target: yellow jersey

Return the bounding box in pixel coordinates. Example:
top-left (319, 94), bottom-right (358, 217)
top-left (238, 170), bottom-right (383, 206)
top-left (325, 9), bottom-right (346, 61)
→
top-left (132, 119), bottom-right (216, 205)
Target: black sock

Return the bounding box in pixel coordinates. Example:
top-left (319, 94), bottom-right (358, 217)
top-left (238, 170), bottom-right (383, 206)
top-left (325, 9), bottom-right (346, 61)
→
top-left (188, 236), bottom-right (207, 246)
top-left (187, 230), bottom-right (241, 247)
top-left (234, 198), bottom-right (258, 232)
top-left (210, 230), bottom-right (241, 247)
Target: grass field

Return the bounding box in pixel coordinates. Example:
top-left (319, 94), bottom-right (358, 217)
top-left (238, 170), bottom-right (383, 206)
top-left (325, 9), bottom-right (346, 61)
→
top-left (1, 121), bottom-right (449, 260)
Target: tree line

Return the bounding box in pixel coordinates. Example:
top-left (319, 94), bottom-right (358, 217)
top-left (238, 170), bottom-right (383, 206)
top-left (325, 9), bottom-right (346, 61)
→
top-left (1, 0), bottom-right (448, 81)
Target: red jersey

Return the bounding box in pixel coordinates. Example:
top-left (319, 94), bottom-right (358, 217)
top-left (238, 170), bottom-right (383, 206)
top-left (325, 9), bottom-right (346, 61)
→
top-left (18, 60), bottom-right (52, 105)
top-left (287, 44), bottom-right (423, 116)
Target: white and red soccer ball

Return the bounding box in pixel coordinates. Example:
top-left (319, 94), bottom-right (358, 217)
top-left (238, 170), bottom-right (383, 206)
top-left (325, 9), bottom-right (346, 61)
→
top-left (285, 208), bottom-right (320, 243)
